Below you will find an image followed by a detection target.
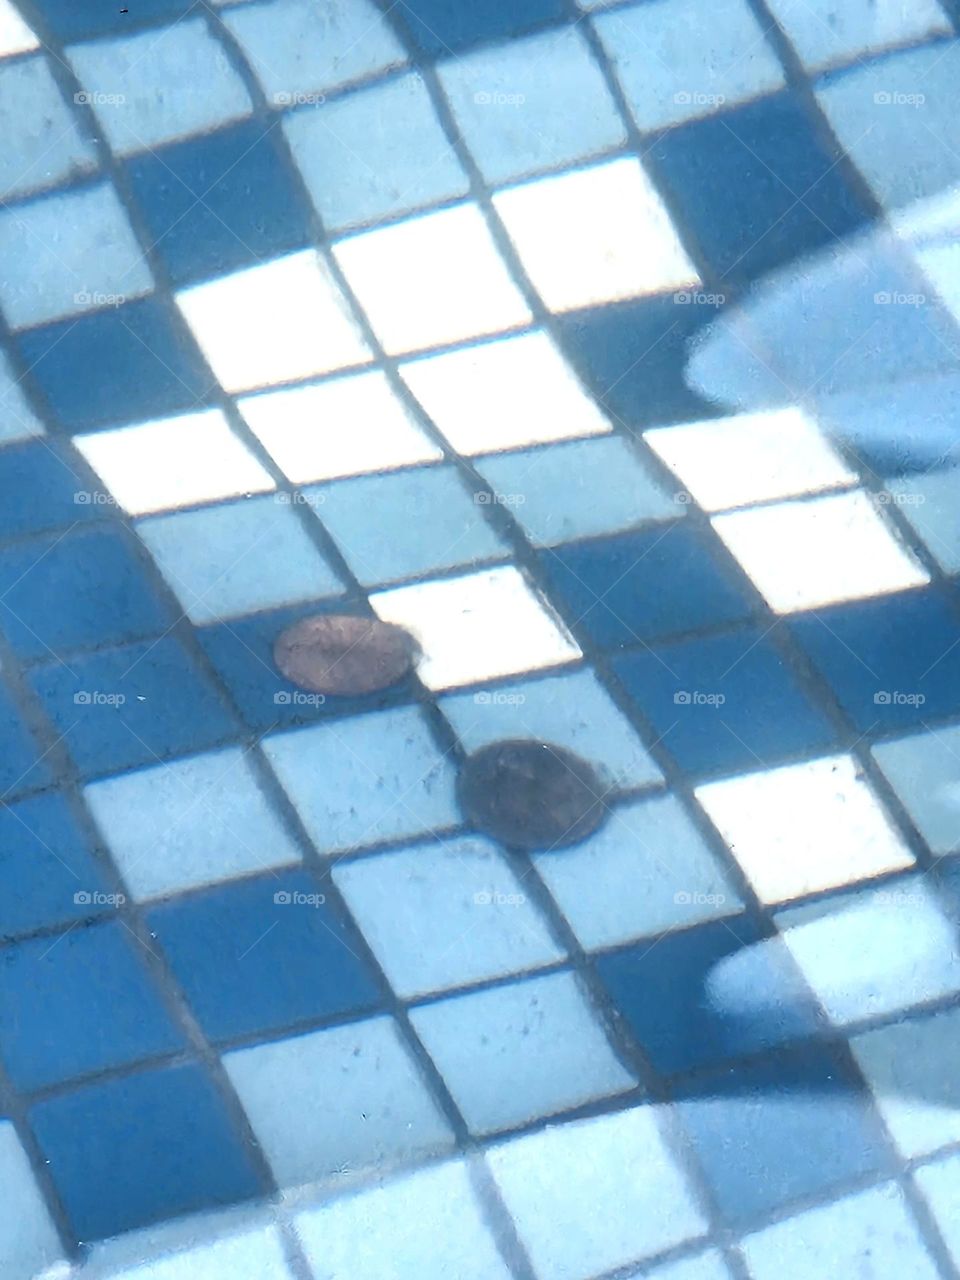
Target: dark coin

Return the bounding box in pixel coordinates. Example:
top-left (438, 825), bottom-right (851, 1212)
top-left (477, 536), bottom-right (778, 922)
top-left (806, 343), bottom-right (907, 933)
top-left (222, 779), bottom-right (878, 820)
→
top-left (273, 614), bottom-right (417, 696)
top-left (457, 739), bottom-right (607, 851)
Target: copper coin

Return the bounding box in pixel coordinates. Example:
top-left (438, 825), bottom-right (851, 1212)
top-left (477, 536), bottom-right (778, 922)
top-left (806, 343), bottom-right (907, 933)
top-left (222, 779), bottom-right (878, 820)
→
top-left (457, 739), bottom-right (606, 851)
top-left (274, 615), bottom-right (417, 696)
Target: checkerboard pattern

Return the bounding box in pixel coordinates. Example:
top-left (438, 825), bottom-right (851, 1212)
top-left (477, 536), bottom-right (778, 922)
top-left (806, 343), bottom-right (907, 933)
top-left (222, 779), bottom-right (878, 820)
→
top-left (3, 0), bottom-right (960, 1276)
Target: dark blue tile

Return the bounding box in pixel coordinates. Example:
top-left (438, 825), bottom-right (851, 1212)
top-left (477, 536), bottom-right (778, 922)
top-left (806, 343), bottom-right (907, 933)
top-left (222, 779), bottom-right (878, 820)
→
top-left (613, 626), bottom-right (837, 776)
top-left (0, 526), bottom-right (173, 660)
top-left (147, 870), bottom-right (381, 1042)
top-left (0, 682), bottom-right (50, 800)
top-left (400, 0), bottom-right (566, 55)
top-left (649, 91), bottom-right (869, 288)
top-left (0, 441), bottom-right (104, 537)
top-left (675, 1046), bottom-right (894, 1224)
top-left (539, 522), bottom-right (756, 649)
top-left (28, 634), bottom-right (238, 779)
top-left (0, 920), bottom-right (183, 1089)
top-left (34, 0), bottom-right (197, 41)
top-left (17, 297), bottom-right (212, 433)
top-left (789, 588), bottom-right (960, 732)
top-left (31, 1061), bottom-right (262, 1240)
top-left (125, 119), bottom-right (314, 286)
top-left (594, 916), bottom-right (826, 1074)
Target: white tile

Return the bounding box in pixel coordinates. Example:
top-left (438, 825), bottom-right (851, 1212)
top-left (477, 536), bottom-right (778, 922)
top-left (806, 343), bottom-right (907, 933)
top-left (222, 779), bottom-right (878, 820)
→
top-left (645, 407), bottom-right (856, 511)
top-left (371, 565), bottom-right (581, 691)
top-left (0, 0), bottom-right (38, 56)
top-left (238, 370), bottom-right (442, 483)
top-left (176, 251), bottom-right (371, 393)
top-left (399, 330), bottom-right (611, 455)
top-left (75, 409), bottom-right (275, 515)
top-left (87, 1226), bottom-right (294, 1279)
top-left (333, 203), bottom-right (532, 355)
top-left (493, 157), bottom-right (699, 313)
top-left (711, 490), bottom-right (929, 613)
top-left (696, 754), bottom-right (914, 904)
top-left (0, 1121), bottom-right (64, 1280)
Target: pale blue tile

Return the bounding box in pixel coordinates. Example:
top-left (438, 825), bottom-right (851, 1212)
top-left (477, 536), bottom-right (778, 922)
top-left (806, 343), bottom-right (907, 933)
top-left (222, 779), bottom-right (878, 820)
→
top-left (0, 349), bottom-right (45, 445)
top-left (884, 467), bottom-right (960, 572)
top-left (0, 54), bottom-right (97, 200)
top-left (0, 1122), bottom-right (64, 1280)
top-left (95, 1226), bottom-right (295, 1279)
top-left (634, 1253), bottom-right (734, 1280)
top-left (765, 0), bottom-right (949, 72)
top-left (914, 1154), bottom-right (960, 1268)
top-left (872, 724), bottom-right (960, 856)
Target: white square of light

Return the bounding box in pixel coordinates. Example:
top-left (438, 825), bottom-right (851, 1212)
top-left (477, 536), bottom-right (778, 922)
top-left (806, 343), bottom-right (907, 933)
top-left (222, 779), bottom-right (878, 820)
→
top-left (712, 490), bottom-right (929, 612)
top-left (492, 157), bottom-right (699, 313)
top-left (175, 249), bottom-right (371, 394)
top-left (696, 754), bottom-right (914, 904)
top-left (0, 1), bottom-right (38, 56)
top-left (74, 409), bottom-right (275, 515)
top-left (238, 369), bottom-right (442, 484)
top-left (645, 407), bottom-right (856, 511)
top-left (333, 202), bottom-right (532, 355)
top-left (399, 330), bottom-right (611, 455)
top-left (371, 565), bottom-right (581, 691)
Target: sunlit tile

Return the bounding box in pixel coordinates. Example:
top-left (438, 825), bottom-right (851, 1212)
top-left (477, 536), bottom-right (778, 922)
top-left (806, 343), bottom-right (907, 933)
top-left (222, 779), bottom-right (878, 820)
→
top-left (333, 203), bottom-right (532, 355)
top-left (371, 565), bottom-right (581, 690)
top-left (176, 250), bottom-right (371, 394)
top-left (0, 0), bottom-right (38, 56)
top-left (399, 331), bottom-right (611, 455)
top-left (645, 407), bottom-right (856, 511)
top-left (75, 409), bottom-right (275, 515)
top-left (493, 157), bottom-right (699, 312)
top-left (711, 491), bottom-right (928, 612)
top-left (696, 755), bottom-right (914, 904)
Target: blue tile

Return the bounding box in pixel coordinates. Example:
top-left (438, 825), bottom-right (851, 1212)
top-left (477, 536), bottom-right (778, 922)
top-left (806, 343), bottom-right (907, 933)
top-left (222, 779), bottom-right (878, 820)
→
top-left (0, 1119), bottom-right (64, 1280)
top-left (0, 920), bottom-right (183, 1090)
top-left (37, 0), bottom-right (196, 41)
top-left (0, 526), bottom-right (173, 660)
top-left (789, 588), bottom-right (960, 731)
top-left (884, 466), bottom-right (960, 573)
top-left (815, 374), bottom-right (960, 478)
top-left (765, 0), bottom-right (949, 72)
top-left (613, 626), bottom-right (837, 776)
top-left (0, 440), bottom-right (103, 537)
top-left (400, 0), bottom-right (567, 55)
top-left (125, 119), bottom-right (315, 285)
top-left (650, 90), bottom-right (869, 287)
top-left (539, 522), bottom-right (756, 649)
top-left (594, 916), bottom-right (826, 1074)
top-left (0, 54), bottom-right (97, 200)
top-left (147, 870), bottom-right (381, 1042)
top-left (28, 634), bottom-right (239, 779)
top-left (915, 1154), bottom-right (960, 1268)
top-left (30, 1062), bottom-right (262, 1240)
top-left (0, 683), bottom-right (50, 800)
top-left (871, 723), bottom-right (960, 857)
top-left (0, 347), bottom-right (45, 446)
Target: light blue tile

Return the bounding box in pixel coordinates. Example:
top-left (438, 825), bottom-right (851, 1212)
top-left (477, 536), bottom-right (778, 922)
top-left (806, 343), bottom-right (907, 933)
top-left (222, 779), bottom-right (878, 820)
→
top-left (914, 1154), bottom-right (960, 1268)
top-left (223, 0), bottom-right (406, 100)
top-left (0, 349), bottom-right (45, 445)
top-left (136, 495), bottom-right (344, 623)
top-left (918, 239), bottom-right (960, 327)
top-left (409, 970), bottom-right (634, 1133)
top-left (534, 793), bottom-right (744, 951)
top-left (884, 467), bottom-right (960, 572)
top-left (871, 724), bottom-right (960, 856)
top-left (263, 706), bottom-right (461, 854)
top-left (0, 182), bottom-right (153, 329)
top-left (740, 1182), bottom-right (940, 1280)
top-left (475, 436), bottom-right (679, 545)
top-left (67, 20), bottom-right (252, 156)
top-left (284, 74), bottom-right (469, 232)
top-left (594, 0), bottom-right (784, 131)
top-left (310, 464), bottom-right (506, 585)
top-left (634, 1253), bottom-right (733, 1280)
top-left (765, 0), bottom-right (949, 72)
top-left (94, 1226), bottom-right (295, 1279)
top-left (225, 1016), bottom-right (455, 1186)
top-left (0, 54), bottom-right (97, 200)
top-left (437, 25), bottom-right (625, 184)
top-left (333, 835), bottom-right (564, 997)
top-left (0, 1121), bottom-right (64, 1280)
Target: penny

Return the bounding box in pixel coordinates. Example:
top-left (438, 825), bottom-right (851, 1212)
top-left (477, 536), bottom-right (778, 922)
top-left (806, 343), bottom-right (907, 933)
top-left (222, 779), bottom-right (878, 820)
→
top-left (457, 739), bottom-right (606, 851)
top-left (273, 614), bottom-right (417, 696)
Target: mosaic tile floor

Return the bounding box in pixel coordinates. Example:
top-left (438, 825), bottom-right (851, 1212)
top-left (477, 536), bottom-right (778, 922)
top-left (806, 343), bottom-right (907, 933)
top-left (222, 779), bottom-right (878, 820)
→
top-left (3, 0), bottom-right (960, 1276)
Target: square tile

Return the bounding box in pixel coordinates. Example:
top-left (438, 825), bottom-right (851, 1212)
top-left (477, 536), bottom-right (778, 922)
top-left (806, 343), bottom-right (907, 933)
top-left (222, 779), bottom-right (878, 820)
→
top-left (0, 347), bottom-right (44, 445)
top-left (0, 1121), bottom-right (64, 1280)
top-left (147, 870), bottom-right (380, 1041)
top-left (872, 723), bottom-right (960, 856)
top-left (486, 1107), bottom-right (707, 1279)
top-left (333, 835), bottom-right (563, 997)
top-left (766, 0), bottom-right (949, 72)
top-left (401, 0), bottom-right (566, 55)
top-left (31, 1062), bottom-right (262, 1240)
top-left (67, 20), bottom-right (252, 156)
top-left (399, 330), bottom-right (611, 454)
top-left (310, 464), bottom-right (506, 586)
top-left (493, 158), bottom-right (699, 313)
top-left (0, 681), bottom-right (50, 799)
top-left (84, 747), bottom-right (302, 900)
top-left (0, 1), bottom-right (39, 56)
top-left (0, 54), bottom-right (96, 200)
top-left (333, 203), bottom-right (532, 355)
top-left (0, 183), bottom-right (152, 330)
top-left (137, 495), bottom-right (344, 623)
top-left (883, 466), bottom-right (960, 572)
top-left (371, 565), bottom-right (581, 691)
top-left (285, 72), bottom-right (469, 232)
top-left (409, 970), bottom-right (634, 1133)
top-left (0, 440), bottom-right (104, 537)
top-left (224, 1016), bottom-right (454, 1186)
top-left (712, 491), bottom-right (929, 613)
top-left (645, 408), bottom-right (855, 511)
top-left (175, 250), bottom-right (372, 393)
top-left (88, 1228), bottom-right (295, 1280)
top-left (438, 26), bottom-right (625, 185)
top-left (696, 756), bottom-right (913, 904)
top-left (639, 1256), bottom-right (733, 1280)
top-left (914, 1154), bottom-right (960, 1268)
top-left (263, 705), bottom-right (460, 853)
top-left (75, 409), bottom-right (275, 515)
top-left (41, 0), bottom-right (195, 40)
